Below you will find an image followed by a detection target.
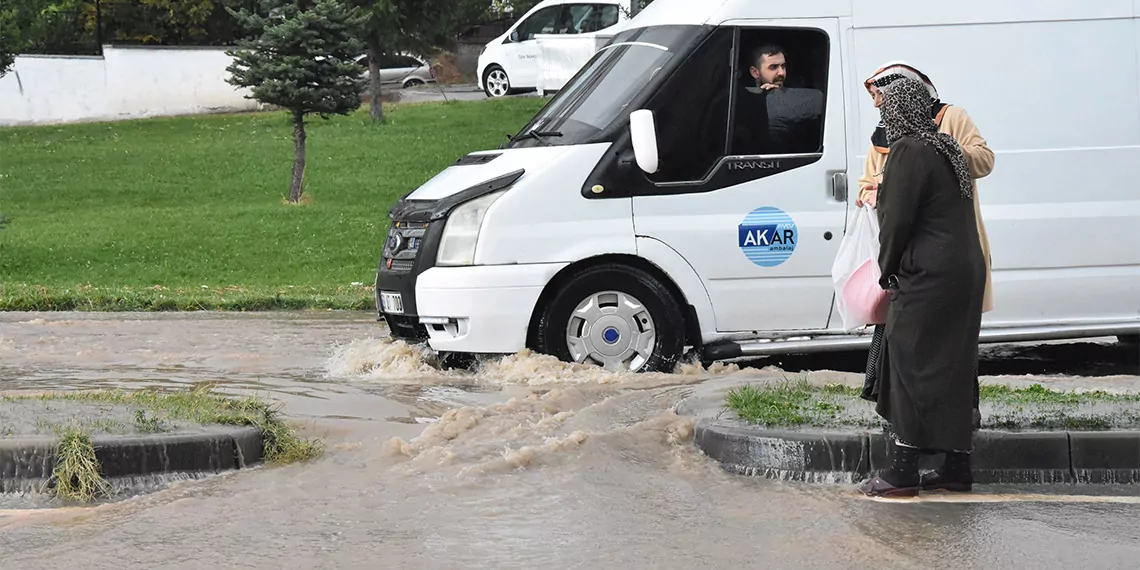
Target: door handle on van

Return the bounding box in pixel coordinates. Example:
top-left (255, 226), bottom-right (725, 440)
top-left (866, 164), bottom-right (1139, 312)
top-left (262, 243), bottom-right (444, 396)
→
top-left (829, 170), bottom-right (848, 202)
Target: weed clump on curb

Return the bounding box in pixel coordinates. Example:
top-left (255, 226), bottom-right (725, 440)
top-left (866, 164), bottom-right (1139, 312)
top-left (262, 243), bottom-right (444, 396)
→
top-left (6, 385), bottom-right (324, 503)
top-left (51, 426), bottom-right (113, 503)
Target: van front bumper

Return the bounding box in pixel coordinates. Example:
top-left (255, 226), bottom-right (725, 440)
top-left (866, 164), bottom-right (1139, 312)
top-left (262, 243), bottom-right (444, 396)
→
top-left (413, 263), bottom-right (568, 354)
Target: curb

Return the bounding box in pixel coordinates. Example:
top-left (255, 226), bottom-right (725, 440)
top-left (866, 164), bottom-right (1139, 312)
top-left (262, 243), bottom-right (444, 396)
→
top-left (685, 408), bottom-right (1140, 485)
top-left (0, 425), bottom-right (264, 488)
top-left (679, 385), bottom-right (1140, 487)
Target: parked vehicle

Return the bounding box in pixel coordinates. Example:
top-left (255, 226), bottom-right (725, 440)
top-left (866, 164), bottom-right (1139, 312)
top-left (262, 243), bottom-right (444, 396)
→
top-left (355, 52), bottom-right (436, 89)
top-left (477, 0), bottom-right (631, 98)
top-left (377, 0), bottom-right (1140, 372)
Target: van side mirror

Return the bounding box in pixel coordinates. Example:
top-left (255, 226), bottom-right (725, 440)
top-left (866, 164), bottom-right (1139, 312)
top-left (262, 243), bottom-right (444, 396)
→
top-left (509, 30), bottom-right (520, 43)
top-left (629, 109), bottom-right (659, 174)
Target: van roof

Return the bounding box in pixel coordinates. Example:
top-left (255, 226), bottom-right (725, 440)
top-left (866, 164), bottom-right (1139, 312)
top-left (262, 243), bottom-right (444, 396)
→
top-left (533, 0), bottom-right (630, 8)
top-left (629, 0), bottom-right (1136, 29)
top-left (630, 0), bottom-right (852, 28)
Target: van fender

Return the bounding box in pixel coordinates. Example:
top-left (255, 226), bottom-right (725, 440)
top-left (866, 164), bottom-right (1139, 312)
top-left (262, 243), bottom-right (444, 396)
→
top-left (635, 236), bottom-right (719, 340)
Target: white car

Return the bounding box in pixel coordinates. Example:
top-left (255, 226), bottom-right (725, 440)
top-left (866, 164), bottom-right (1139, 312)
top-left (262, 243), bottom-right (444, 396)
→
top-left (477, 0), bottom-right (630, 98)
top-left (378, 0), bottom-right (1140, 372)
top-left (353, 52), bottom-right (436, 89)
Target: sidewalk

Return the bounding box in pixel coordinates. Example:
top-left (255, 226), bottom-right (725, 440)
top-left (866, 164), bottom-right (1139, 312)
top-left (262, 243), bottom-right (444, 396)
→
top-left (676, 372), bottom-right (1140, 485)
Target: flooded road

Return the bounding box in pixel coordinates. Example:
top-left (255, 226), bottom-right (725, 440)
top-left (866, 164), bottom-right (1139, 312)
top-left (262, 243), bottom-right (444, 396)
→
top-left (1, 311), bottom-right (1139, 569)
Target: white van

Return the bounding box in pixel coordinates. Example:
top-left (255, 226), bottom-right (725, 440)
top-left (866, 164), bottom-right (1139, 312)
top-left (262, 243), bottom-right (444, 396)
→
top-left (477, 0), bottom-right (631, 98)
top-left (378, 0), bottom-right (1140, 372)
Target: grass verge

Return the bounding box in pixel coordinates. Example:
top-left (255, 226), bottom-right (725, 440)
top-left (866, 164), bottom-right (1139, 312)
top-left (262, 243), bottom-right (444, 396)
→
top-left (0, 98), bottom-right (547, 311)
top-left (726, 381), bottom-right (854, 427)
top-left (0, 283), bottom-right (375, 311)
top-left (725, 379), bottom-right (1140, 431)
top-left (7, 384), bottom-right (323, 502)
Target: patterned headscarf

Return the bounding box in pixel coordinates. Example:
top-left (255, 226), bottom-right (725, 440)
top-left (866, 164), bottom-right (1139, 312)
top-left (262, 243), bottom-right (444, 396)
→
top-left (865, 61), bottom-right (939, 100)
top-left (880, 76), bottom-right (973, 200)
top-left (865, 62), bottom-right (947, 154)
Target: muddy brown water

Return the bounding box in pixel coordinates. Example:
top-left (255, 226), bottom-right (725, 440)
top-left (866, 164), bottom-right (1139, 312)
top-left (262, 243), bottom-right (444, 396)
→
top-left (1, 311), bottom-right (1139, 569)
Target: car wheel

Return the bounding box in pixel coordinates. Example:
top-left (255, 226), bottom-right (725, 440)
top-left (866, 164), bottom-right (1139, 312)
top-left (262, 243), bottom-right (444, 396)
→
top-left (533, 264), bottom-right (685, 373)
top-left (403, 78), bottom-right (425, 88)
top-left (483, 65), bottom-right (511, 98)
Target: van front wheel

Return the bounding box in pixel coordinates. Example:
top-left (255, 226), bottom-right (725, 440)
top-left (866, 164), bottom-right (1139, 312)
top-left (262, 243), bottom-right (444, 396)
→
top-left (533, 264), bottom-right (685, 373)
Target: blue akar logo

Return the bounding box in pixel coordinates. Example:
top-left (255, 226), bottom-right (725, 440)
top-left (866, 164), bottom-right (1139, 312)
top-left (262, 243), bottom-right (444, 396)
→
top-left (738, 206), bottom-right (798, 267)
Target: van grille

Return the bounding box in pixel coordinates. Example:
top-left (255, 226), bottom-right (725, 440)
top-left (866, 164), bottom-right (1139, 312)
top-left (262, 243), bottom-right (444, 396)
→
top-left (388, 259), bottom-right (414, 272)
top-left (381, 220), bottom-right (427, 273)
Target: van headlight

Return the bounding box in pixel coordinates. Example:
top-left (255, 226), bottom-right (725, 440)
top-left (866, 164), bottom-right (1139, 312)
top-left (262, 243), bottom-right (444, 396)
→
top-left (436, 190), bottom-right (506, 266)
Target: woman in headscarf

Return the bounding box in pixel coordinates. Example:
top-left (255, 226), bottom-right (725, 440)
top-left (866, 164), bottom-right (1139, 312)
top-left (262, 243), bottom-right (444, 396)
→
top-left (858, 76), bottom-right (987, 498)
top-left (855, 63), bottom-right (994, 432)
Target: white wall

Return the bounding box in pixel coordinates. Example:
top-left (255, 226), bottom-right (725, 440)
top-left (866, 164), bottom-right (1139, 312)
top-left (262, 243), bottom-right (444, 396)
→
top-left (0, 46), bottom-right (262, 126)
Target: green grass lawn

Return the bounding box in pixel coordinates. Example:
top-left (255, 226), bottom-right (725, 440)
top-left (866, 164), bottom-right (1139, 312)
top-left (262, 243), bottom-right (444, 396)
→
top-left (726, 380), bottom-right (1140, 431)
top-left (0, 97), bottom-right (547, 311)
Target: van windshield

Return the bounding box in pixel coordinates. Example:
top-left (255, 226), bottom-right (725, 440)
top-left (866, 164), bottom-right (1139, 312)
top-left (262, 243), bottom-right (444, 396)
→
top-left (507, 25), bottom-right (707, 149)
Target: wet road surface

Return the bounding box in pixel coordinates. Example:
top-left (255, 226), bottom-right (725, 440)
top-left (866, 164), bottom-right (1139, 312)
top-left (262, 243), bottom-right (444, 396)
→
top-left (1, 311), bottom-right (1139, 569)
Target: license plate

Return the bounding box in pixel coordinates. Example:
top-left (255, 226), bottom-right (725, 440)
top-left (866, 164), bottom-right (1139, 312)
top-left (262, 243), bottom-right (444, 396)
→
top-left (380, 291), bottom-right (404, 315)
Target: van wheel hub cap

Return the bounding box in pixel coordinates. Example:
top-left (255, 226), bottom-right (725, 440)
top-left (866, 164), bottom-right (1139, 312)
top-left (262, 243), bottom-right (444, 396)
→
top-left (565, 291), bottom-right (656, 372)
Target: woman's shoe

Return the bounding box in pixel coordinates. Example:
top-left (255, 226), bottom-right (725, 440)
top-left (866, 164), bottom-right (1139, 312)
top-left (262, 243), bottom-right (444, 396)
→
top-left (859, 475), bottom-right (920, 498)
top-left (920, 450), bottom-right (974, 492)
top-left (859, 442), bottom-right (921, 498)
top-left (919, 471), bottom-right (973, 493)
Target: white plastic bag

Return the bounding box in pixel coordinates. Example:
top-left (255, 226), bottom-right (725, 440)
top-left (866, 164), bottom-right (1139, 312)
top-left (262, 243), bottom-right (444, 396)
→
top-left (831, 205), bottom-right (890, 331)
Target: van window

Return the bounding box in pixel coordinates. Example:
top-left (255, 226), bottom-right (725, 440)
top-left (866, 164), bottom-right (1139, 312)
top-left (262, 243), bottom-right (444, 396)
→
top-left (516, 6), bottom-right (562, 40)
top-left (644, 29), bottom-right (734, 183)
top-left (571, 5), bottom-right (620, 33)
top-left (731, 29), bottom-right (828, 156)
top-left (507, 25), bottom-right (708, 149)
top-left (645, 27), bottom-right (830, 184)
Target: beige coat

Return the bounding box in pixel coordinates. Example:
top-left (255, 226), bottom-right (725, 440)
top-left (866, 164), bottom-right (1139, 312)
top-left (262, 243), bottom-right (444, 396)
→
top-left (858, 105), bottom-right (995, 312)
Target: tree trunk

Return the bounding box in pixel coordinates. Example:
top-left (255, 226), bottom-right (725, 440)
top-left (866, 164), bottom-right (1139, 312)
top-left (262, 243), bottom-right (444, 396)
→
top-left (289, 109), bottom-right (307, 203)
top-left (367, 38), bottom-right (384, 123)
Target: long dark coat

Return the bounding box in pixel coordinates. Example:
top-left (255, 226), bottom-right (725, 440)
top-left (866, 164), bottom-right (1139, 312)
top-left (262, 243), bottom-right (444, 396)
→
top-left (873, 136), bottom-right (986, 452)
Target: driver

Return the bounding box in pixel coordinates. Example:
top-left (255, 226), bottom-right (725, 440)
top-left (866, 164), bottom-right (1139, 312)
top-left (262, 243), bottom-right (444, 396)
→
top-left (737, 44), bottom-right (824, 155)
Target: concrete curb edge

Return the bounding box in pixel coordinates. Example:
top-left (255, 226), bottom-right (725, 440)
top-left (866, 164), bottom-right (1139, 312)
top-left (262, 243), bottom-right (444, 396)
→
top-left (690, 418), bottom-right (1140, 485)
top-left (0, 425), bottom-right (265, 486)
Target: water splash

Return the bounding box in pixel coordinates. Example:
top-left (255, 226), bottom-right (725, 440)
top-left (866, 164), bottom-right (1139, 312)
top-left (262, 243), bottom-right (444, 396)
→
top-left (380, 378), bottom-right (702, 479)
top-left (0, 471), bottom-right (229, 510)
top-left (1074, 468), bottom-right (1140, 485)
top-left (325, 337), bottom-right (443, 380)
top-left (719, 466), bottom-right (864, 485)
top-left (325, 337), bottom-right (742, 387)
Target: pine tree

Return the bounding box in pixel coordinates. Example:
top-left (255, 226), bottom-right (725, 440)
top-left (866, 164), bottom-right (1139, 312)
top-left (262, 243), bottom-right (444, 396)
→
top-left (0, 7), bottom-right (17, 78)
top-left (225, 0), bottom-right (366, 203)
top-left (0, 9), bottom-right (14, 230)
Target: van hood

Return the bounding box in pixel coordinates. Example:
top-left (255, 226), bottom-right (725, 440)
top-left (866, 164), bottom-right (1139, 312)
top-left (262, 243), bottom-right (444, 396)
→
top-left (404, 146), bottom-right (573, 201)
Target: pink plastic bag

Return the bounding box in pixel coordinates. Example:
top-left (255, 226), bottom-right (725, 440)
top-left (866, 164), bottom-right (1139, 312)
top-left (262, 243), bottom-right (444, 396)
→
top-left (841, 258), bottom-right (889, 328)
top-left (831, 206), bottom-right (890, 331)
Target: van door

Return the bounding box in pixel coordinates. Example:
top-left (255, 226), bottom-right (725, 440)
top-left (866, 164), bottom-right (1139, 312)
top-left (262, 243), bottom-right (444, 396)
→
top-left (632, 20), bottom-right (850, 333)
top-left (509, 4), bottom-right (564, 88)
